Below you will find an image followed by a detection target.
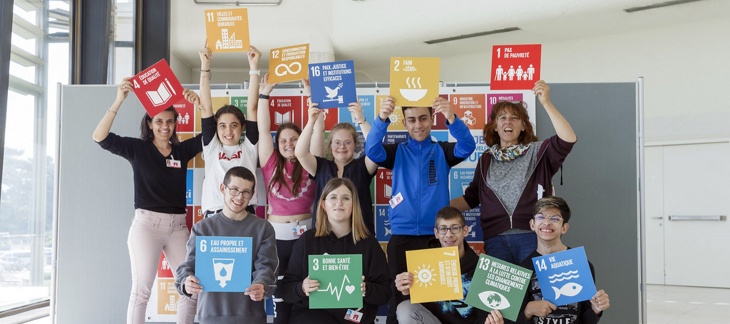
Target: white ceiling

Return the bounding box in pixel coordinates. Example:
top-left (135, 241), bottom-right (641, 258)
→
top-left (170, 0), bottom-right (730, 80)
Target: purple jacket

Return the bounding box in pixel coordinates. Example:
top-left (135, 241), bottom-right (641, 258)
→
top-left (463, 135), bottom-right (575, 239)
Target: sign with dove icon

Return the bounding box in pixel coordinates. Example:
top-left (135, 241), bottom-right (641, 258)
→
top-left (309, 60), bottom-right (357, 109)
top-left (531, 246), bottom-right (597, 306)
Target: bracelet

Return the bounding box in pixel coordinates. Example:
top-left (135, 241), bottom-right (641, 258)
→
top-left (259, 94), bottom-right (270, 100)
top-left (356, 118), bottom-right (366, 125)
top-left (249, 70), bottom-right (260, 76)
top-left (200, 69), bottom-right (210, 72)
top-left (107, 109), bottom-right (117, 115)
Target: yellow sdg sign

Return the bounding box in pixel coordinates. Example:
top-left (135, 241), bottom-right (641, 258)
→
top-left (406, 246), bottom-right (462, 303)
top-left (204, 8), bottom-right (250, 53)
top-left (269, 44), bottom-right (309, 83)
top-left (390, 57), bottom-right (440, 107)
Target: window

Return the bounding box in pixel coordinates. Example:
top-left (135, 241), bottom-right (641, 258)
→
top-left (0, 0), bottom-right (69, 312)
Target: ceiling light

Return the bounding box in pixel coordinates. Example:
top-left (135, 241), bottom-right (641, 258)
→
top-left (193, 0), bottom-right (282, 6)
top-left (425, 27), bottom-right (520, 44)
top-left (624, 0), bottom-right (703, 13)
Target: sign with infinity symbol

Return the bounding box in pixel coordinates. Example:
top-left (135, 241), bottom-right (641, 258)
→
top-left (269, 44), bottom-right (309, 83)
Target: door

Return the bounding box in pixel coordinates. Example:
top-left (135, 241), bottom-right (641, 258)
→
top-left (662, 142), bottom-right (730, 287)
top-left (644, 146), bottom-right (665, 284)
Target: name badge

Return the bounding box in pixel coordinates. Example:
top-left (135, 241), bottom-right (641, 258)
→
top-left (292, 225), bottom-right (307, 237)
top-left (389, 192), bottom-right (404, 209)
top-left (166, 159), bottom-right (181, 168)
top-left (344, 309), bottom-right (363, 323)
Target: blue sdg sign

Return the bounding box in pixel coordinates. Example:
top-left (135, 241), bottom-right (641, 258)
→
top-left (195, 236), bottom-right (253, 292)
top-left (309, 60), bottom-right (357, 109)
top-left (531, 246), bottom-right (597, 306)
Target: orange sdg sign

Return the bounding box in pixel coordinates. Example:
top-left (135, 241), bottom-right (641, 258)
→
top-left (269, 44), bottom-right (309, 83)
top-left (390, 57), bottom-right (439, 107)
top-left (204, 8), bottom-right (250, 53)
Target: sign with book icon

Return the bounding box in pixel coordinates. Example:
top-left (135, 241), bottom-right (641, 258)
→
top-left (131, 59), bottom-right (184, 118)
top-left (195, 236), bottom-right (253, 292)
top-left (389, 57), bottom-right (439, 107)
top-left (308, 60), bottom-right (357, 109)
top-left (531, 247), bottom-right (596, 306)
top-left (308, 254), bottom-right (363, 309)
top-left (269, 44), bottom-right (309, 83)
top-left (490, 44), bottom-right (541, 90)
top-left (406, 246), bottom-right (462, 303)
top-left (465, 254), bottom-right (532, 322)
top-left (204, 8), bottom-right (250, 53)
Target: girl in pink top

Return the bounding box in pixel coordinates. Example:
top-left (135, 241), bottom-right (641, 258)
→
top-left (257, 74), bottom-right (322, 324)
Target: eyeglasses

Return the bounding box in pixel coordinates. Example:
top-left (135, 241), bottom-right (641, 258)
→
top-left (332, 140), bottom-right (354, 148)
top-left (436, 225), bottom-right (465, 235)
top-left (226, 185), bottom-right (253, 198)
top-left (534, 214), bottom-right (563, 224)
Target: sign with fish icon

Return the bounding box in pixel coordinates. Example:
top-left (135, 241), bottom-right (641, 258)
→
top-left (531, 246), bottom-right (597, 306)
top-left (464, 254), bottom-right (532, 322)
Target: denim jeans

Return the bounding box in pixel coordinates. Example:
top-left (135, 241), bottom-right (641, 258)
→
top-left (127, 209), bottom-right (197, 324)
top-left (484, 232), bottom-right (537, 265)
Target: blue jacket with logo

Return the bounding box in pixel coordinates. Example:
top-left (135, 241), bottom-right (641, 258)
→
top-left (365, 116), bottom-right (476, 235)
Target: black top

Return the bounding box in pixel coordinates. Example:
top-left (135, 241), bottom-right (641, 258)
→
top-left (98, 120), bottom-right (208, 213)
top-left (312, 155), bottom-right (376, 233)
top-left (281, 229), bottom-right (392, 323)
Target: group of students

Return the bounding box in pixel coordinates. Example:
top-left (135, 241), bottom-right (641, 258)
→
top-left (94, 44), bottom-right (610, 324)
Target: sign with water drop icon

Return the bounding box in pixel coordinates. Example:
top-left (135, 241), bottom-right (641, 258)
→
top-left (531, 246), bottom-right (596, 306)
top-left (195, 236), bottom-right (253, 292)
top-left (389, 57), bottom-right (439, 107)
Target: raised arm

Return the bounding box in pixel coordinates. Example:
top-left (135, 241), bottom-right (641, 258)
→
top-left (348, 101), bottom-right (378, 174)
top-left (257, 74), bottom-right (277, 166)
top-left (93, 78), bottom-right (132, 142)
top-left (247, 46), bottom-right (261, 121)
top-left (364, 96), bottom-right (394, 164)
top-left (302, 78), bottom-right (325, 157)
top-left (295, 101), bottom-right (322, 176)
top-left (199, 41), bottom-right (213, 119)
top-left (534, 80), bottom-right (576, 143)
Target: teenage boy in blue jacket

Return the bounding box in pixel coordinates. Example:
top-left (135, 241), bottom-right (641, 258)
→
top-left (366, 96), bottom-right (476, 323)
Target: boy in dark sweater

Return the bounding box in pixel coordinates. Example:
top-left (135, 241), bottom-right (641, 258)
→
top-left (394, 206), bottom-right (503, 324)
top-left (518, 196), bottom-right (610, 324)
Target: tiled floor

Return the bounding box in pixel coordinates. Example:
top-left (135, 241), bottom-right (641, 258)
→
top-left (14, 285), bottom-right (730, 323)
top-left (646, 285), bottom-right (730, 324)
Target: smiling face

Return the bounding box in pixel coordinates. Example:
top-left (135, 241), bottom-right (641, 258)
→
top-left (217, 113), bottom-right (243, 146)
top-left (402, 107), bottom-right (433, 142)
top-left (330, 129), bottom-right (356, 163)
top-left (321, 184), bottom-right (354, 226)
top-left (147, 110), bottom-right (176, 142)
top-left (530, 207), bottom-right (569, 242)
top-left (495, 107), bottom-right (525, 147)
top-left (220, 176), bottom-right (254, 215)
top-left (434, 218), bottom-right (468, 250)
top-left (277, 128), bottom-right (299, 160)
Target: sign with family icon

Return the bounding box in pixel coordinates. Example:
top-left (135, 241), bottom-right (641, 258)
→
top-left (195, 236), bottom-right (253, 292)
top-left (389, 57), bottom-right (439, 107)
top-left (308, 254), bottom-right (363, 309)
top-left (464, 254), bottom-right (532, 322)
top-left (131, 59), bottom-right (184, 118)
top-left (490, 44), bottom-right (541, 90)
top-left (309, 60), bottom-right (357, 109)
top-left (531, 246), bottom-right (597, 306)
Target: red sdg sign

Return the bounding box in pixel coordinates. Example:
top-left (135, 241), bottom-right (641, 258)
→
top-left (490, 44), bottom-right (541, 90)
top-left (131, 59), bottom-right (185, 117)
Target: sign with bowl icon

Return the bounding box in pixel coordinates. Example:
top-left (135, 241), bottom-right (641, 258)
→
top-left (389, 57), bottom-right (439, 107)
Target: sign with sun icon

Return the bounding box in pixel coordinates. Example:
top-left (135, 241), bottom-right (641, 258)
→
top-left (406, 246), bottom-right (463, 303)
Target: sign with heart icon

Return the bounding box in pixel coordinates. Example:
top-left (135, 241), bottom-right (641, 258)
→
top-left (308, 254), bottom-right (363, 309)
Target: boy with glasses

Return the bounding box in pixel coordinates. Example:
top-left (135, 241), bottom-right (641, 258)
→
top-left (394, 207), bottom-right (503, 324)
top-left (175, 167), bottom-right (278, 324)
top-left (517, 196), bottom-right (610, 324)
